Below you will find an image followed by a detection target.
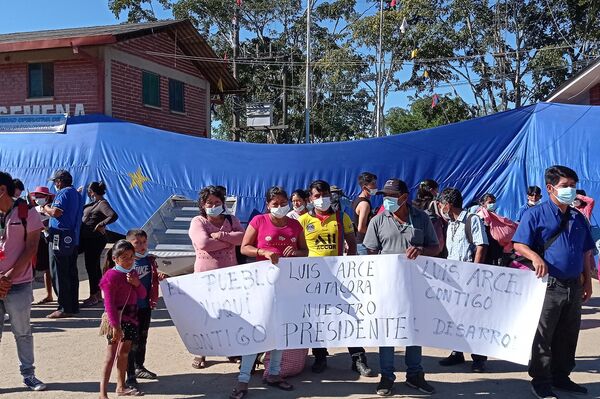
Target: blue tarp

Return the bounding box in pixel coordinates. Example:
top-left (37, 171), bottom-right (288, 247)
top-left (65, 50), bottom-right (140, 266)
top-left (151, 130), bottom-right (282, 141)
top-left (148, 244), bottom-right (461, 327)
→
top-left (1, 102), bottom-right (598, 234)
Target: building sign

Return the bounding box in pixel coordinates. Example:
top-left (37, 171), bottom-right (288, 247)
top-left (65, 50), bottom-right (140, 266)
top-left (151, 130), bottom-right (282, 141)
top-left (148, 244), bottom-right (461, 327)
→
top-left (0, 114), bottom-right (68, 134)
top-left (0, 103), bottom-right (85, 116)
top-left (246, 102), bottom-right (272, 127)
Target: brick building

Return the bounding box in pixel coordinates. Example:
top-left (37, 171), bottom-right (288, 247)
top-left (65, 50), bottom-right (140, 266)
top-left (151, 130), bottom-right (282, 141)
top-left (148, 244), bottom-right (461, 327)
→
top-left (0, 20), bottom-right (239, 137)
top-left (547, 57), bottom-right (600, 106)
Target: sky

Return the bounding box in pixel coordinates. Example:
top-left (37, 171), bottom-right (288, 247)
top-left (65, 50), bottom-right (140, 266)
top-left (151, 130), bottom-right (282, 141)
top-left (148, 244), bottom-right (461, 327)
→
top-left (0, 0), bottom-right (466, 115)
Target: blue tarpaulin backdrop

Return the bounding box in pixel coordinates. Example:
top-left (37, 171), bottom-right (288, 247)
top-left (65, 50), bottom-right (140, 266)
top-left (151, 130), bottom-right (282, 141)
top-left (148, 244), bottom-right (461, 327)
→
top-left (1, 102), bottom-right (598, 234)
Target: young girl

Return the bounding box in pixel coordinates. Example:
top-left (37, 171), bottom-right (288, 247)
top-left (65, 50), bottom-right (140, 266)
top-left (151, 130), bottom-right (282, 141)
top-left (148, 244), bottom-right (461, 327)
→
top-left (99, 240), bottom-right (147, 398)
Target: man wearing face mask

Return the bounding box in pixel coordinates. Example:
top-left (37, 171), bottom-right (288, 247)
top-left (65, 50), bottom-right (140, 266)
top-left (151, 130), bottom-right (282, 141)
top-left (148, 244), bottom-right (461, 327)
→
top-left (513, 165), bottom-right (594, 399)
top-left (0, 172), bottom-right (47, 391)
top-left (352, 172), bottom-right (377, 256)
top-left (42, 169), bottom-right (84, 319)
top-left (436, 187), bottom-right (489, 372)
top-left (517, 186), bottom-right (542, 222)
top-left (298, 180), bottom-right (373, 376)
top-left (363, 178), bottom-right (439, 396)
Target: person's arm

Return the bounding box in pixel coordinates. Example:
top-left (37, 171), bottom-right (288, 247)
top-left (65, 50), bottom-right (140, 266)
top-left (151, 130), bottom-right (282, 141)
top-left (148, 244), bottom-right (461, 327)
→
top-left (4, 209), bottom-right (44, 279)
top-left (342, 213), bottom-right (357, 255)
top-left (96, 201), bottom-right (118, 228)
top-left (188, 217), bottom-right (231, 252)
top-left (362, 216), bottom-right (381, 255)
top-left (217, 217), bottom-right (245, 245)
top-left (583, 250), bottom-right (593, 302)
top-left (294, 230), bottom-right (309, 257)
top-left (355, 201), bottom-right (370, 235)
top-left (42, 203), bottom-right (63, 218)
top-left (578, 194), bottom-right (595, 220)
top-left (100, 277), bottom-right (120, 328)
top-left (241, 223), bottom-right (279, 264)
top-left (473, 245), bottom-right (487, 264)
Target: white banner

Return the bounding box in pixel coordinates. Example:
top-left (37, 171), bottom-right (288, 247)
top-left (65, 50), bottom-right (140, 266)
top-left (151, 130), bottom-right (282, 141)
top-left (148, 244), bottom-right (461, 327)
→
top-left (161, 255), bottom-right (547, 364)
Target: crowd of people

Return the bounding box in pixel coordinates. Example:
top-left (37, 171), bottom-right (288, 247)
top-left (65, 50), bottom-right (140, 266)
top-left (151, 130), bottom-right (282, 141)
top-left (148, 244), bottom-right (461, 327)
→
top-left (0, 164), bottom-right (596, 399)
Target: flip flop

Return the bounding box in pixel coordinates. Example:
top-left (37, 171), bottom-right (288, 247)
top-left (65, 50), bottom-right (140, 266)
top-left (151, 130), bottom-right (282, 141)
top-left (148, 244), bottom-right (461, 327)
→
top-left (34, 298), bottom-right (53, 305)
top-left (46, 310), bottom-right (73, 319)
top-left (191, 356), bottom-right (206, 369)
top-left (116, 387), bottom-right (144, 396)
top-left (229, 388), bottom-right (248, 399)
top-left (81, 297), bottom-right (100, 307)
top-left (264, 379), bottom-right (294, 391)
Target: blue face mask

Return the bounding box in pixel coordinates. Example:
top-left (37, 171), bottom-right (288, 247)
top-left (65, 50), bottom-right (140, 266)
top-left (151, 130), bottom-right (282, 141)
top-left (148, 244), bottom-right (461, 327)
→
top-left (487, 203), bottom-right (497, 212)
top-left (135, 251), bottom-right (147, 259)
top-left (553, 186), bottom-right (577, 205)
top-left (114, 264), bottom-right (132, 273)
top-left (383, 197), bottom-right (400, 213)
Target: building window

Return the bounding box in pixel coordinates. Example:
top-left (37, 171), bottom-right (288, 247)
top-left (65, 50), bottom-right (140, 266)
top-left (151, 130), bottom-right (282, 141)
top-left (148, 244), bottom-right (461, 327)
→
top-left (142, 71), bottom-right (161, 107)
top-left (28, 63), bottom-right (54, 98)
top-left (169, 79), bottom-right (185, 113)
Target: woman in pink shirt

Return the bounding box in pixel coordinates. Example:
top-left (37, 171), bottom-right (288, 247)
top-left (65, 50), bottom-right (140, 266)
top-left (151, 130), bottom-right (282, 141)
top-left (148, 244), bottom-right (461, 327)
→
top-left (188, 185), bottom-right (244, 369)
top-left (230, 186), bottom-right (308, 399)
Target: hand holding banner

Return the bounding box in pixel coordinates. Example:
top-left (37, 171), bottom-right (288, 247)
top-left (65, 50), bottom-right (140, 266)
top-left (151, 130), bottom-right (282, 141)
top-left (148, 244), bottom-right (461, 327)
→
top-left (161, 255), bottom-right (547, 364)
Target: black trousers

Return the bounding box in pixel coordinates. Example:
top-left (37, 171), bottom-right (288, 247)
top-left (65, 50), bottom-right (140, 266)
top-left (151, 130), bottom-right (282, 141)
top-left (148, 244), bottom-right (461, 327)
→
top-left (312, 347), bottom-right (365, 360)
top-left (80, 232), bottom-right (107, 296)
top-left (49, 244), bottom-right (79, 314)
top-left (450, 351), bottom-right (487, 362)
top-left (529, 276), bottom-right (582, 387)
top-left (127, 307), bottom-right (152, 377)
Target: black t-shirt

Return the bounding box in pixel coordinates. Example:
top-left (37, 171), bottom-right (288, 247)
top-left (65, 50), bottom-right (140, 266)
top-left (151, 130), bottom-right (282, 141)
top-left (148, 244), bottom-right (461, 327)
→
top-left (352, 196), bottom-right (371, 243)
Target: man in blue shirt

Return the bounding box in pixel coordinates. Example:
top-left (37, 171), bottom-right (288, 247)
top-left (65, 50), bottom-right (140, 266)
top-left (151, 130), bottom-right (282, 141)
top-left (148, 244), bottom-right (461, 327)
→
top-left (516, 185), bottom-right (542, 222)
top-left (41, 170), bottom-right (83, 318)
top-left (513, 165), bottom-right (594, 399)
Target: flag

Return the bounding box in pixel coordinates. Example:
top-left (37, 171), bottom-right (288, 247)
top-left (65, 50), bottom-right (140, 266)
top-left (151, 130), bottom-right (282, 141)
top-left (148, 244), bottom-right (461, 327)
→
top-left (424, 70), bottom-right (430, 78)
top-left (411, 49), bottom-right (418, 59)
top-left (431, 94), bottom-right (440, 108)
top-left (218, 78), bottom-right (224, 93)
top-left (390, 0), bottom-right (397, 7)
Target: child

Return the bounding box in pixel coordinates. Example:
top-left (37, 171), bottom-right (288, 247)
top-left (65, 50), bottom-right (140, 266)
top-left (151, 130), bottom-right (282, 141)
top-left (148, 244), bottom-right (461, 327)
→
top-left (125, 229), bottom-right (166, 389)
top-left (99, 240), bottom-right (147, 398)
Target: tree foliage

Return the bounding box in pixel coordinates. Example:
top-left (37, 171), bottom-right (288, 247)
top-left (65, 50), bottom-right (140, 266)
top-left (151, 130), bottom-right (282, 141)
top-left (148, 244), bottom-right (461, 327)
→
top-left (109, 0), bottom-right (600, 142)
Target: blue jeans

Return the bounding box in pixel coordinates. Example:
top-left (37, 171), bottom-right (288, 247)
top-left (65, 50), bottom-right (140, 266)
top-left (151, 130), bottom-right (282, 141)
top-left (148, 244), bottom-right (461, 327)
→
top-left (239, 350), bottom-right (282, 383)
top-left (357, 243), bottom-right (368, 255)
top-left (0, 282), bottom-right (36, 377)
top-left (379, 346), bottom-right (423, 380)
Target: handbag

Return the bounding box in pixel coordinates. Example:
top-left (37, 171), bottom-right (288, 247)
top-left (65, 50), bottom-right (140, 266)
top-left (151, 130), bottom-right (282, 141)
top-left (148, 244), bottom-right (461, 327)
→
top-left (99, 287), bottom-right (132, 337)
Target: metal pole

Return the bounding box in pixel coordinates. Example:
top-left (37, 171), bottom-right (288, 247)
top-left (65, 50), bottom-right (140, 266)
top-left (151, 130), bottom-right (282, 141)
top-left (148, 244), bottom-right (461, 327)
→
top-left (375, 0), bottom-right (384, 137)
top-left (232, 5), bottom-right (240, 141)
top-left (305, 0), bottom-right (312, 144)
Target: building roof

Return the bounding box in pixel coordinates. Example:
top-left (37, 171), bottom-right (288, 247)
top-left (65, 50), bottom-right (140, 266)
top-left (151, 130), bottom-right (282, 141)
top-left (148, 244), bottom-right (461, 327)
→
top-left (0, 20), bottom-right (239, 93)
top-left (546, 57), bottom-right (600, 104)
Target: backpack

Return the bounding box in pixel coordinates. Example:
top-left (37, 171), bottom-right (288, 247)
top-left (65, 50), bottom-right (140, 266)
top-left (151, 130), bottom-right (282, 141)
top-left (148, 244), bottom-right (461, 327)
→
top-left (14, 198), bottom-right (30, 241)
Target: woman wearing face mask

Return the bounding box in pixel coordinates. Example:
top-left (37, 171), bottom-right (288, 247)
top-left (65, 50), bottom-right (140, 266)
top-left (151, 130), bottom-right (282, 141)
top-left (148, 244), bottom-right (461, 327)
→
top-left (80, 182), bottom-right (119, 308)
top-left (287, 189), bottom-right (310, 220)
top-left (188, 185), bottom-right (245, 369)
top-left (30, 187), bottom-right (55, 304)
top-left (235, 186), bottom-right (307, 399)
top-left (475, 193), bottom-right (508, 266)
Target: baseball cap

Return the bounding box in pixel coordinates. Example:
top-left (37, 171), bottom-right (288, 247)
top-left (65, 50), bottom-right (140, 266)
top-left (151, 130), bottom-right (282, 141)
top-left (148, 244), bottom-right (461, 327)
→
top-left (48, 169), bottom-right (72, 182)
top-left (377, 179), bottom-right (409, 196)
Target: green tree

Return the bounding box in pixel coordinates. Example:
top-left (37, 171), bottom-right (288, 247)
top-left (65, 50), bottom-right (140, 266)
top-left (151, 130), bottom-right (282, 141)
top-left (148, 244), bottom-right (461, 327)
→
top-left (386, 95), bottom-right (472, 134)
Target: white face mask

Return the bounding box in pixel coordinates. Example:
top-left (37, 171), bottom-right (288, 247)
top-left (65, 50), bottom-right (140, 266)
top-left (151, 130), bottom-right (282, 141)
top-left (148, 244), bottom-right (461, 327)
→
top-left (205, 205), bottom-right (223, 216)
top-left (35, 198), bottom-right (47, 207)
top-left (293, 204), bottom-right (306, 213)
top-left (270, 205), bottom-right (290, 219)
top-left (312, 197), bottom-right (331, 211)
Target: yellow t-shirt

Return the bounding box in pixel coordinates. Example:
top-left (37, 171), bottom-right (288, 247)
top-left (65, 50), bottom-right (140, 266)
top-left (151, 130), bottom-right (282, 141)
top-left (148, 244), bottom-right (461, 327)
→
top-left (298, 211), bottom-right (354, 257)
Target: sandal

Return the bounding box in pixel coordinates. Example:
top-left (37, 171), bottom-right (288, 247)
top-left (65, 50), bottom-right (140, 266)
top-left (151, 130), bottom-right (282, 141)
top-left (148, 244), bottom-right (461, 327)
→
top-left (116, 387), bottom-right (144, 396)
top-left (34, 297), bottom-right (53, 305)
top-left (191, 356), bottom-right (206, 369)
top-left (265, 379), bottom-right (294, 391)
top-left (81, 296), bottom-right (100, 308)
top-left (229, 388), bottom-right (248, 399)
